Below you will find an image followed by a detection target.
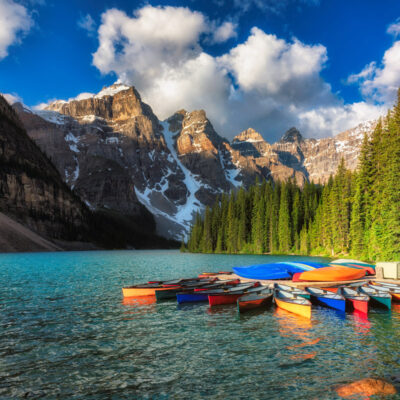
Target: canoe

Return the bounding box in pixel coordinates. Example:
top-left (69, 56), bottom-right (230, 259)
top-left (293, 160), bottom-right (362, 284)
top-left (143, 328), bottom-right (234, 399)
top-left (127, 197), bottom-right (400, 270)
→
top-left (233, 261), bottom-right (323, 280)
top-left (122, 285), bottom-right (180, 297)
top-left (208, 286), bottom-right (264, 307)
top-left (177, 283), bottom-right (257, 304)
top-left (298, 266), bottom-right (366, 282)
top-left (306, 287), bottom-right (346, 312)
top-left (237, 289), bottom-right (273, 312)
top-left (176, 292), bottom-right (210, 303)
top-left (176, 281), bottom-right (243, 304)
top-left (337, 287), bottom-right (369, 313)
top-left (359, 285), bottom-right (391, 309)
top-left (370, 282), bottom-right (400, 302)
top-left (274, 290), bottom-right (312, 319)
top-left (193, 279), bottom-right (240, 291)
top-left (371, 281), bottom-right (400, 289)
top-left (155, 281), bottom-right (214, 301)
top-left (198, 271), bottom-right (232, 278)
top-left (273, 283), bottom-right (310, 299)
top-left (329, 263), bottom-right (375, 275)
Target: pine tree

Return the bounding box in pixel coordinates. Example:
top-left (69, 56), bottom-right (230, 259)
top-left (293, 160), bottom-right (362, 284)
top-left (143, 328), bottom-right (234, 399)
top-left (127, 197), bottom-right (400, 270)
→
top-left (278, 182), bottom-right (291, 253)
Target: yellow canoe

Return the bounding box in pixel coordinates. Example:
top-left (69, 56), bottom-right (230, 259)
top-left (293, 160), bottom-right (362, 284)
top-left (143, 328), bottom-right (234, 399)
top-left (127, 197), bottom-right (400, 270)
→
top-left (122, 286), bottom-right (179, 297)
top-left (275, 294), bottom-right (311, 319)
top-left (299, 266), bottom-right (365, 282)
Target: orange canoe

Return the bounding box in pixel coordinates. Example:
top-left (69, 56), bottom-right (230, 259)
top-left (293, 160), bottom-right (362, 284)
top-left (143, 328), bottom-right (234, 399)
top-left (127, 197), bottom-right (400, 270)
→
top-left (298, 266), bottom-right (366, 282)
top-left (122, 286), bottom-right (179, 297)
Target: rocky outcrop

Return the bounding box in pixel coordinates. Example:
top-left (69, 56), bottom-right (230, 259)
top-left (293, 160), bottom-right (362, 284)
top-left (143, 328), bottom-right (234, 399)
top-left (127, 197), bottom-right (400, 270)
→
top-left (0, 95), bottom-right (90, 242)
top-left (335, 378), bottom-right (397, 398)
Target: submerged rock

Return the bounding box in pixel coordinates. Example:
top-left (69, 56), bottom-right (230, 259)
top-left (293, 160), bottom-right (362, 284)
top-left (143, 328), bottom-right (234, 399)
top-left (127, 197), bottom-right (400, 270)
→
top-left (335, 378), bottom-right (397, 398)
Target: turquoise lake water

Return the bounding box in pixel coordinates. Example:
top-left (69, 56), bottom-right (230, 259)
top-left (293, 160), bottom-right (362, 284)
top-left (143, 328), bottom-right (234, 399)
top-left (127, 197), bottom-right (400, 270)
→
top-left (1, 250), bottom-right (400, 399)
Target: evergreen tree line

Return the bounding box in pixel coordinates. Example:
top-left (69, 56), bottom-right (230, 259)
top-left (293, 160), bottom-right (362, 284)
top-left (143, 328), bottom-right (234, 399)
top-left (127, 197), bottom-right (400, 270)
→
top-left (185, 90), bottom-right (400, 261)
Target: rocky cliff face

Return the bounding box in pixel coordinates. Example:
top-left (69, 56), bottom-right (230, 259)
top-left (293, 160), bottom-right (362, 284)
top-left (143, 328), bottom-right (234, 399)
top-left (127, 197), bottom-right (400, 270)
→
top-left (0, 95), bottom-right (89, 242)
top-left (14, 84), bottom-right (376, 240)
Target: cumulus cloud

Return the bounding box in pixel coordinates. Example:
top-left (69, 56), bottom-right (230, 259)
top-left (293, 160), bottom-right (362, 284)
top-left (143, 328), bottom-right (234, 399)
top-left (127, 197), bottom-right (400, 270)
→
top-left (77, 14), bottom-right (96, 36)
top-left (220, 28), bottom-right (328, 101)
top-left (212, 21), bottom-right (237, 43)
top-left (0, 0), bottom-right (33, 60)
top-left (1, 92), bottom-right (22, 104)
top-left (387, 19), bottom-right (400, 37)
top-left (91, 5), bottom-right (385, 141)
top-left (349, 40), bottom-right (400, 104)
top-left (298, 102), bottom-right (386, 136)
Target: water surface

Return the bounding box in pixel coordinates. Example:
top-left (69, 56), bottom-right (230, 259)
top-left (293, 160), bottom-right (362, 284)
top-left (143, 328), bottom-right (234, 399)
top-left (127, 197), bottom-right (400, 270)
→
top-left (1, 250), bottom-right (399, 399)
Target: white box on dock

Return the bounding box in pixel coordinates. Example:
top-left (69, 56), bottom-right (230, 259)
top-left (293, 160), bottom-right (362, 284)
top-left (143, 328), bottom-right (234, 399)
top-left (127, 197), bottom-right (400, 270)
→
top-left (376, 262), bottom-right (400, 279)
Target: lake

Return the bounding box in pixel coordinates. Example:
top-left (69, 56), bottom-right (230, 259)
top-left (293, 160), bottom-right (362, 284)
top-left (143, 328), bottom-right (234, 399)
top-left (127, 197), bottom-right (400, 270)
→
top-left (1, 250), bottom-right (400, 399)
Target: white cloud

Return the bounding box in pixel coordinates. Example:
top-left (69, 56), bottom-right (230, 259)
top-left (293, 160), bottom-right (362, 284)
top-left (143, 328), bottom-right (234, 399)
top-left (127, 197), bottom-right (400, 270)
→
top-left (349, 40), bottom-right (400, 104)
top-left (387, 19), bottom-right (400, 37)
top-left (78, 14), bottom-right (96, 36)
top-left (90, 5), bottom-right (384, 141)
top-left (32, 102), bottom-right (50, 110)
top-left (0, 0), bottom-right (33, 60)
top-left (212, 21), bottom-right (237, 43)
top-left (2, 92), bottom-right (22, 104)
top-left (220, 28), bottom-right (327, 97)
top-left (298, 102), bottom-right (386, 137)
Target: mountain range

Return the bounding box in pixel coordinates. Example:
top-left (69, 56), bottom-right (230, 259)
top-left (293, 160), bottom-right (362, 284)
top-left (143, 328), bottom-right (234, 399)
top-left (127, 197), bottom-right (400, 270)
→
top-left (7, 83), bottom-right (376, 242)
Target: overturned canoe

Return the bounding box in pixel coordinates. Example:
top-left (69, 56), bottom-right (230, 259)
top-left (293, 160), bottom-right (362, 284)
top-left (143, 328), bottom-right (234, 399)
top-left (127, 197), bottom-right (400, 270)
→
top-left (233, 261), bottom-right (323, 280)
top-left (298, 266), bottom-right (366, 282)
top-left (237, 289), bottom-right (273, 312)
top-left (274, 290), bottom-right (312, 319)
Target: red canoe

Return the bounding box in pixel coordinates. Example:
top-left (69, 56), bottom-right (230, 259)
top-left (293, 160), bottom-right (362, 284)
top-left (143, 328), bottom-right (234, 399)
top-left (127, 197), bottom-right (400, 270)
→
top-left (208, 285), bottom-right (263, 307)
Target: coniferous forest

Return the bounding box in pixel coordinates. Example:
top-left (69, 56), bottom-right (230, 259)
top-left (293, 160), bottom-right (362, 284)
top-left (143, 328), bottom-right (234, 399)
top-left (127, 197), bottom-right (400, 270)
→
top-left (186, 90), bottom-right (400, 261)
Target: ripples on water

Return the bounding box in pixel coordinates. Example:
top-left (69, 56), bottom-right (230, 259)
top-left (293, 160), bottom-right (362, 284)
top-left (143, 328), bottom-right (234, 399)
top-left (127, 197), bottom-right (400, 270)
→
top-left (1, 250), bottom-right (400, 399)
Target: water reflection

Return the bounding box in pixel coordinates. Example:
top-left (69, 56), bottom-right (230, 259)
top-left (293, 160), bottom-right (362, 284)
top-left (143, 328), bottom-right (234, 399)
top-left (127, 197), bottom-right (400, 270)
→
top-left (353, 310), bottom-right (371, 336)
top-left (121, 296), bottom-right (157, 318)
top-left (274, 308), bottom-right (318, 362)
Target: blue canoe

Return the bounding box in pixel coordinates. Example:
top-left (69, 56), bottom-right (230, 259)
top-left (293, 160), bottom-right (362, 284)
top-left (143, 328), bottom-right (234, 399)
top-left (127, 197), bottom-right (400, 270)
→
top-left (233, 261), bottom-right (325, 280)
top-left (176, 292), bottom-right (208, 303)
top-left (306, 287), bottom-right (346, 312)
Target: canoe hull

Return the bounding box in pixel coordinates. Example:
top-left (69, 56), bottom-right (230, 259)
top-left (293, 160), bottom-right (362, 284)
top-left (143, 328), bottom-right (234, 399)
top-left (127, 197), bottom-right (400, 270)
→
top-left (274, 297), bottom-right (311, 319)
top-left (313, 296), bottom-right (346, 312)
top-left (208, 293), bottom-right (242, 306)
top-left (122, 286), bottom-right (179, 297)
top-left (299, 266), bottom-right (366, 282)
top-left (369, 295), bottom-right (391, 309)
top-left (347, 298), bottom-right (368, 314)
top-left (155, 288), bottom-right (182, 301)
top-left (176, 293), bottom-right (209, 304)
top-left (393, 293), bottom-right (400, 302)
top-left (237, 295), bottom-right (272, 312)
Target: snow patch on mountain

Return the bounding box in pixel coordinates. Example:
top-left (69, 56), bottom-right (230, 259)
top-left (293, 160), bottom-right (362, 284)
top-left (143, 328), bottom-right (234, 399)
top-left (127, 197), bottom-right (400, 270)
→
top-left (161, 120), bottom-right (204, 229)
top-left (35, 110), bottom-right (68, 125)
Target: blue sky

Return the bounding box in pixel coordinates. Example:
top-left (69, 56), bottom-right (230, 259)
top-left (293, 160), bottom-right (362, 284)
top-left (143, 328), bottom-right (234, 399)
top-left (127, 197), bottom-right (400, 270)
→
top-left (1, 0), bottom-right (400, 140)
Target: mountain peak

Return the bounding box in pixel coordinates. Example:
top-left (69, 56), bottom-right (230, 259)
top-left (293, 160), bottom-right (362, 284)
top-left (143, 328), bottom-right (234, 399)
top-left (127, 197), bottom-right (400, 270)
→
top-left (233, 128), bottom-right (265, 143)
top-left (279, 127), bottom-right (303, 143)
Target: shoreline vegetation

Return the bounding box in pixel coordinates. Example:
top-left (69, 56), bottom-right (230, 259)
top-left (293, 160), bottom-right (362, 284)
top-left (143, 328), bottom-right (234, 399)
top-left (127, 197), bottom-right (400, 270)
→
top-left (184, 90), bottom-right (400, 262)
